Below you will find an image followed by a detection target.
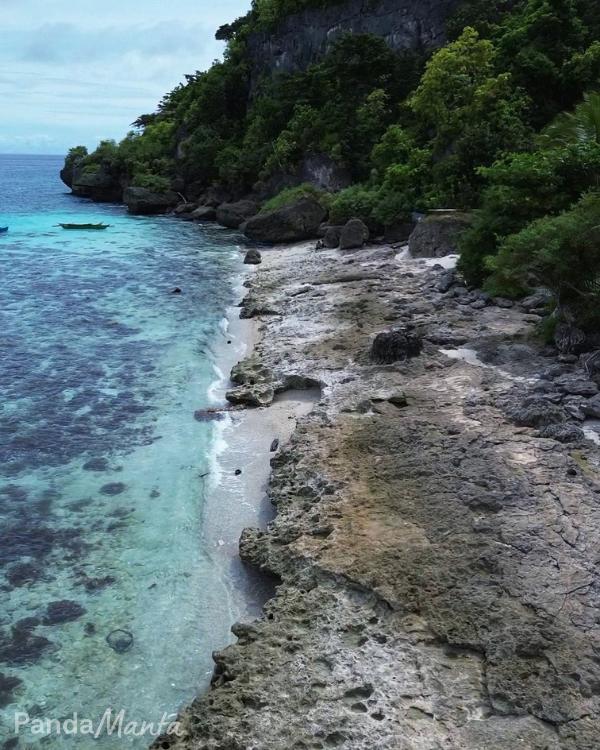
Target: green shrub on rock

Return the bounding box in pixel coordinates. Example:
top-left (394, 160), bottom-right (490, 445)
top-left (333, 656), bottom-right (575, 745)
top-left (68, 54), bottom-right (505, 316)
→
top-left (487, 192), bottom-right (600, 329)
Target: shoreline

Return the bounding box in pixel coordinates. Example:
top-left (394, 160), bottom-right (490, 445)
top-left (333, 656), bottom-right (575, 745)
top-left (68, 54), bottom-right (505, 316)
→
top-left (153, 237), bottom-right (600, 749)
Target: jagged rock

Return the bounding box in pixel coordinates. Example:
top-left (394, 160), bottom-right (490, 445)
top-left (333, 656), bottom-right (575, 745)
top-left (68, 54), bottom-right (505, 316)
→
top-left (521, 288), bottom-right (554, 312)
top-left (408, 212), bottom-right (471, 258)
top-left (492, 297), bottom-right (514, 309)
top-left (217, 200), bottom-right (260, 229)
top-left (509, 398), bottom-right (566, 428)
top-left (244, 198), bottom-right (327, 243)
top-left (554, 375), bottom-right (599, 397)
top-left (230, 357), bottom-right (272, 386)
top-left (539, 423), bottom-right (584, 443)
top-left (123, 187), bottom-right (178, 215)
top-left (339, 219), bottom-right (369, 250)
top-left (563, 397), bottom-right (587, 421)
top-left (244, 248), bottom-right (262, 265)
top-left (226, 383), bottom-right (275, 407)
top-left (174, 202), bottom-right (198, 215)
top-left (370, 327), bottom-right (423, 364)
top-left (190, 206), bottom-right (217, 221)
top-left (437, 269), bottom-right (457, 293)
top-left (70, 163), bottom-right (123, 202)
top-left (582, 394), bottom-right (600, 418)
top-left (323, 226), bottom-right (343, 248)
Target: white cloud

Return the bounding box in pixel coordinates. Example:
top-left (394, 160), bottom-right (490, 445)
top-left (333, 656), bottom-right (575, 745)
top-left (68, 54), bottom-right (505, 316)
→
top-left (0, 0), bottom-right (251, 154)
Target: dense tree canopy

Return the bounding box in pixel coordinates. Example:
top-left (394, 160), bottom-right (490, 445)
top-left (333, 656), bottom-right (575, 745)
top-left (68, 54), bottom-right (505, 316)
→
top-left (69, 0), bottom-right (600, 328)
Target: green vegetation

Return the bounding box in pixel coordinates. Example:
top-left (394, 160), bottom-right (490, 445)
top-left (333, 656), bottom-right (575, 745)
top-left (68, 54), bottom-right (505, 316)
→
top-left (67, 0), bottom-right (600, 330)
top-left (261, 183), bottom-right (331, 212)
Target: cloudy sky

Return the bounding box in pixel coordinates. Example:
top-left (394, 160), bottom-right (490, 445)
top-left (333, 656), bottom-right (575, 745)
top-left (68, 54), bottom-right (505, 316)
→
top-left (0, 0), bottom-right (251, 154)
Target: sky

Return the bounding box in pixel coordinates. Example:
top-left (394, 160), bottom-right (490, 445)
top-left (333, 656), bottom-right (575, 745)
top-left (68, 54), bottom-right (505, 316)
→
top-left (0, 0), bottom-right (251, 154)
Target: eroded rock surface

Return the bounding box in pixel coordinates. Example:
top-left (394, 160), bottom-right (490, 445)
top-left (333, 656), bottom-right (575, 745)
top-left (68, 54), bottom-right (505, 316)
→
top-left (154, 244), bottom-right (600, 750)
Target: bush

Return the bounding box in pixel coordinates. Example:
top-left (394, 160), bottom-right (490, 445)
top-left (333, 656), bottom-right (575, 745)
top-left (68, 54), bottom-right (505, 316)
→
top-left (261, 184), bottom-right (332, 212)
top-left (329, 185), bottom-right (379, 226)
top-left (487, 191), bottom-right (600, 329)
top-left (458, 142), bottom-right (600, 286)
top-left (131, 173), bottom-right (172, 193)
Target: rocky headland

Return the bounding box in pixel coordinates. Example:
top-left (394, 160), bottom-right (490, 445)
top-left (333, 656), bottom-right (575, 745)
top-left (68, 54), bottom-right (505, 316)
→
top-left (151, 238), bottom-right (600, 750)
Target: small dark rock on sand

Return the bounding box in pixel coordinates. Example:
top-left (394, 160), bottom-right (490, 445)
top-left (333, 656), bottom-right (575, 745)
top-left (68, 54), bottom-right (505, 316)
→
top-left (106, 629), bottom-right (134, 653)
top-left (100, 482), bottom-right (126, 496)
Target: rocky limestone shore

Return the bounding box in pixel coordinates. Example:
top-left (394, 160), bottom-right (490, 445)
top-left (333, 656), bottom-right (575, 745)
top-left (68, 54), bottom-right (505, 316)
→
top-left (153, 241), bottom-right (600, 750)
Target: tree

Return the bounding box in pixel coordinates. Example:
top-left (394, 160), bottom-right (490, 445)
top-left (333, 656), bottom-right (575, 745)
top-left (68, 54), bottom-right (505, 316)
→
top-left (541, 90), bottom-right (600, 146)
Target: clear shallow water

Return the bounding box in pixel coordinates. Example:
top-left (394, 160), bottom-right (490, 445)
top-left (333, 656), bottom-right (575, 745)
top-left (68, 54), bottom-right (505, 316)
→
top-left (0, 155), bottom-right (249, 747)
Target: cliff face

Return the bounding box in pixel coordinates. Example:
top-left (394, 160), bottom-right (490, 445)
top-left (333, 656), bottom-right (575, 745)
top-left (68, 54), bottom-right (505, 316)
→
top-left (246, 0), bottom-right (461, 83)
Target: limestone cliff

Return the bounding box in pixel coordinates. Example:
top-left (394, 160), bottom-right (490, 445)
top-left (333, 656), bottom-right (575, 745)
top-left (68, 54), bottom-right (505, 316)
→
top-left (246, 0), bottom-right (460, 84)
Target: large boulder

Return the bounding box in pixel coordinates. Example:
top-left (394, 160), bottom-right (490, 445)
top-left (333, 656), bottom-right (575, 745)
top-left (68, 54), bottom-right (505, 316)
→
top-left (216, 200), bottom-right (260, 229)
top-left (123, 187), bottom-right (178, 215)
top-left (70, 163), bottom-right (123, 202)
top-left (244, 198), bottom-right (327, 244)
top-left (244, 248), bottom-right (262, 265)
top-left (190, 206), bottom-right (217, 222)
top-left (323, 226), bottom-right (343, 248)
top-left (408, 211), bottom-right (472, 258)
top-left (340, 218), bottom-right (369, 250)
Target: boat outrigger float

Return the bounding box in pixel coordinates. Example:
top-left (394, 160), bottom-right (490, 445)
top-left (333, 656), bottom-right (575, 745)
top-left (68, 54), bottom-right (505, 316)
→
top-left (57, 223), bottom-right (111, 230)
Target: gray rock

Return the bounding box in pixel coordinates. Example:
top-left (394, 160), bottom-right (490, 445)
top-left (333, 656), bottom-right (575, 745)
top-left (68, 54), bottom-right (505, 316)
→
top-left (226, 383), bottom-right (275, 407)
top-left (370, 327), bottom-right (423, 364)
top-left (492, 297), bottom-right (514, 309)
top-left (244, 198), bottom-right (327, 243)
top-left (339, 219), bottom-right (369, 250)
top-left (217, 200), bottom-right (260, 229)
top-left (323, 226), bottom-right (343, 248)
top-left (437, 270), bottom-right (457, 293)
top-left (244, 248), bottom-right (262, 265)
top-left (174, 202), bottom-right (198, 215)
top-left (123, 187), bottom-right (178, 215)
top-left (582, 394), bottom-right (600, 418)
top-left (521, 289), bottom-right (554, 312)
top-left (554, 375), bottom-right (599, 397)
top-left (190, 205), bottom-right (217, 221)
top-left (408, 212), bottom-right (471, 258)
top-left (70, 163), bottom-right (123, 202)
top-left (539, 423), bottom-right (584, 443)
top-left (509, 398), bottom-right (566, 428)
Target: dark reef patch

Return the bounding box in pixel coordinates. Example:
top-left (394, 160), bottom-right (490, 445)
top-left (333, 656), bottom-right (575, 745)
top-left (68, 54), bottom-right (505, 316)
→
top-left (99, 482), bottom-right (126, 496)
top-left (0, 672), bottom-right (23, 708)
top-left (6, 563), bottom-right (41, 587)
top-left (83, 457), bottom-right (110, 472)
top-left (42, 600), bottom-right (86, 626)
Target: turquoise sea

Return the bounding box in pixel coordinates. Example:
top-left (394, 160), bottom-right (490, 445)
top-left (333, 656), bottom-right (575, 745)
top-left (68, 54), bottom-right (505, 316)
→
top-left (0, 155), bottom-right (256, 747)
